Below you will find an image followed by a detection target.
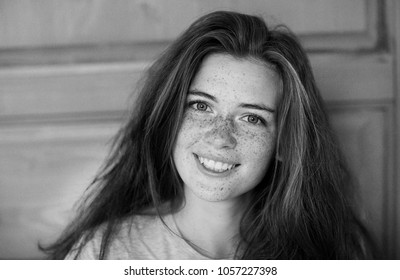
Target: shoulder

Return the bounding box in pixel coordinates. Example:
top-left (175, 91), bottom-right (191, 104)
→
top-left (112, 214), bottom-right (184, 259)
top-left (66, 214), bottom-right (183, 259)
top-left (117, 214), bottom-right (171, 250)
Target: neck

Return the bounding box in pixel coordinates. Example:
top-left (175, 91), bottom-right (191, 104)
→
top-left (174, 188), bottom-right (250, 259)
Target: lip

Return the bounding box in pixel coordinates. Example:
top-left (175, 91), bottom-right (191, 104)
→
top-left (193, 153), bottom-right (239, 177)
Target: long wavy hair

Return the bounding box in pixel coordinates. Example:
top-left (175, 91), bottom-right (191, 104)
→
top-left (42, 11), bottom-right (374, 259)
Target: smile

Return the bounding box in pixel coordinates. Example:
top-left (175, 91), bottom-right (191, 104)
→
top-left (194, 154), bottom-right (239, 174)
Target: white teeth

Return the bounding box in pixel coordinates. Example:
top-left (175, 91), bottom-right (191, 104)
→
top-left (197, 156), bottom-right (235, 173)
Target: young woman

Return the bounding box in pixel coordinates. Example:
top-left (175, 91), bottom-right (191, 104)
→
top-left (43, 11), bottom-right (374, 259)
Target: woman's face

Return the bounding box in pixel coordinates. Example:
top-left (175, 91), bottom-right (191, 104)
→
top-left (173, 53), bottom-right (279, 202)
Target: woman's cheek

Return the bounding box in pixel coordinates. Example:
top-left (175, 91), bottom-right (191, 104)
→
top-left (181, 112), bottom-right (213, 136)
top-left (238, 126), bottom-right (276, 159)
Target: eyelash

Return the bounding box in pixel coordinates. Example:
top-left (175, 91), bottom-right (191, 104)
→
top-left (187, 100), bottom-right (266, 126)
top-left (242, 115), bottom-right (265, 126)
top-left (188, 100), bottom-right (211, 112)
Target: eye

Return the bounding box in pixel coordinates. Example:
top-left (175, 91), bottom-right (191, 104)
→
top-left (241, 115), bottom-right (265, 125)
top-left (189, 101), bottom-right (211, 112)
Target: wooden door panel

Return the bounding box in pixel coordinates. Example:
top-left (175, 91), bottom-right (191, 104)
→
top-left (329, 106), bottom-right (390, 252)
top-left (0, 0), bottom-right (376, 50)
top-left (0, 122), bottom-right (119, 259)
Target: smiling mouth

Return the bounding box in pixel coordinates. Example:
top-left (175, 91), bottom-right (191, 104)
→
top-left (194, 154), bottom-right (239, 173)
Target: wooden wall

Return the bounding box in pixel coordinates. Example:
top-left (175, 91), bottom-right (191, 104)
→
top-left (0, 0), bottom-right (398, 259)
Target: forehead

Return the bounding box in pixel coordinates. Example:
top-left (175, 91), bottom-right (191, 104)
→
top-left (190, 54), bottom-right (280, 107)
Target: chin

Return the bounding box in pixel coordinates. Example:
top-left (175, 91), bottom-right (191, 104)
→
top-left (187, 183), bottom-right (244, 202)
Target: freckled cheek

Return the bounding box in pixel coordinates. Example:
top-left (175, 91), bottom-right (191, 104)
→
top-left (191, 116), bottom-right (214, 131)
top-left (176, 113), bottom-right (212, 145)
top-left (237, 129), bottom-right (276, 162)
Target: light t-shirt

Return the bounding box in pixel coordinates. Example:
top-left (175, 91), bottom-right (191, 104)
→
top-left (65, 214), bottom-right (212, 260)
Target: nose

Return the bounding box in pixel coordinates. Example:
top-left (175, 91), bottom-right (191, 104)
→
top-left (204, 118), bottom-right (237, 149)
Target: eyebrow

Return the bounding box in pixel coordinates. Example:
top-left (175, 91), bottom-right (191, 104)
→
top-left (239, 103), bottom-right (275, 113)
top-left (188, 90), bottom-right (216, 102)
top-left (188, 90), bottom-right (275, 113)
